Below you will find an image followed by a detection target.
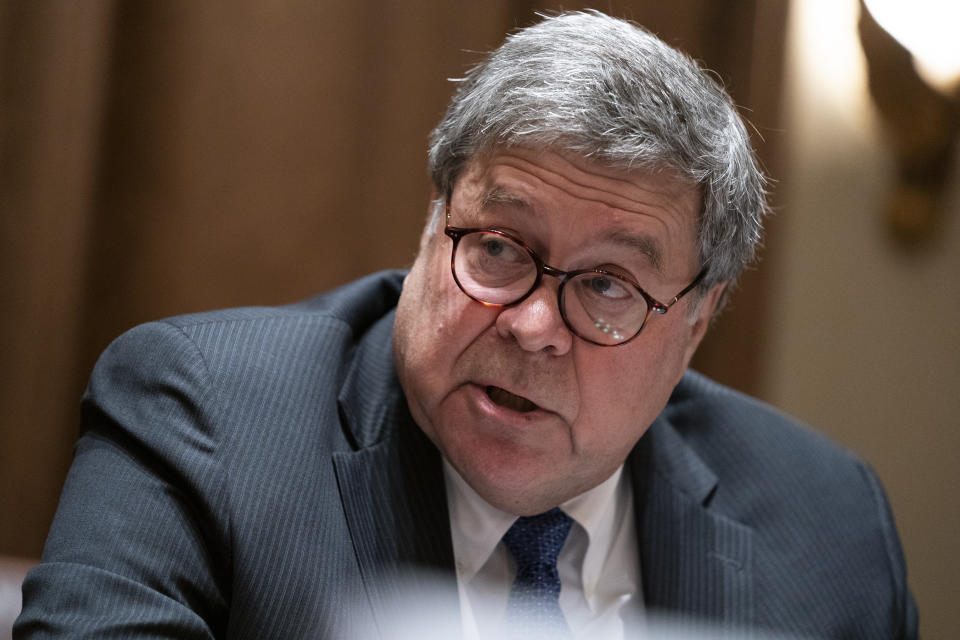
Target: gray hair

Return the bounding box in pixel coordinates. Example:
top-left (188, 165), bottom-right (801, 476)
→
top-left (427, 10), bottom-right (770, 289)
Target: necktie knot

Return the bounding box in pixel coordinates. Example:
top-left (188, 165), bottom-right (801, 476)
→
top-left (503, 508), bottom-right (573, 587)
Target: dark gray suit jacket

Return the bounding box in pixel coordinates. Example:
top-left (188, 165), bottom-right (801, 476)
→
top-left (16, 270), bottom-right (917, 639)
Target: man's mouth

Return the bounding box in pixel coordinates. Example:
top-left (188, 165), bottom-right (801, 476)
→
top-left (485, 386), bottom-right (538, 413)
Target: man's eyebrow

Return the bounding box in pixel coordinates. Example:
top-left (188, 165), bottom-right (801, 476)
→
top-left (602, 229), bottom-right (664, 273)
top-left (480, 186), bottom-right (663, 271)
top-left (480, 186), bottom-right (535, 213)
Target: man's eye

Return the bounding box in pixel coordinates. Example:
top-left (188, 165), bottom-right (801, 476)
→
top-left (484, 240), bottom-right (505, 257)
top-left (586, 276), bottom-right (629, 299)
top-left (591, 276), bottom-right (611, 294)
top-left (478, 236), bottom-right (525, 264)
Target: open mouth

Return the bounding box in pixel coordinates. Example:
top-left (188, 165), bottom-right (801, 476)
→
top-left (485, 386), bottom-right (538, 413)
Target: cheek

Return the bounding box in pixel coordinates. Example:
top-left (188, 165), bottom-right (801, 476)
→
top-left (570, 344), bottom-right (678, 454)
top-left (400, 242), bottom-right (462, 343)
top-left (395, 249), bottom-right (497, 410)
top-left (415, 260), bottom-right (488, 358)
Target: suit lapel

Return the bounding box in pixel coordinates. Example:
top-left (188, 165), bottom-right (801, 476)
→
top-left (630, 414), bottom-right (754, 627)
top-left (332, 311), bottom-right (457, 634)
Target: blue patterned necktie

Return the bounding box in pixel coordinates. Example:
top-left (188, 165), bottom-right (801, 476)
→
top-left (502, 507), bottom-right (574, 637)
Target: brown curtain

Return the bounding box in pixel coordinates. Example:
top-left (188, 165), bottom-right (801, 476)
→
top-left (0, 0), bottom-right (787, 557)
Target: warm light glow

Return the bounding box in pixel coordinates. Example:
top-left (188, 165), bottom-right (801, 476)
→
top-left (864, 0), bottom-right (960, 90)
top-left (787, 0), bottom-right (872, 130)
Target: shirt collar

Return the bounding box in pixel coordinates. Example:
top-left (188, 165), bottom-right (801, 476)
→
top-left (443, 460), bottom-right (626, 583)
top-left (562, 466), bottom-right (626, 598)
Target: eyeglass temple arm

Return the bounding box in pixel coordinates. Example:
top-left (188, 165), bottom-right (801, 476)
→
top-left (657, 266), bottom-right (709, 313)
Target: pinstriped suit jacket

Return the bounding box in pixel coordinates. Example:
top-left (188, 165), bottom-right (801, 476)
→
top-left (16, 270), bottom-right (917, 639)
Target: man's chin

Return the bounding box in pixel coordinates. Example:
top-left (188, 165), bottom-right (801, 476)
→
top-left (453, 455), bottom-right (583, 516)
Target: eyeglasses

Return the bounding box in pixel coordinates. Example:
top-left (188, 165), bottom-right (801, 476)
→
top-left (444, 224), bottom-right (706, 347)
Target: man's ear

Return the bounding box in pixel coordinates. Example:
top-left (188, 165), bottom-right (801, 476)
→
top-left (682, 282), bottom-right (727, 367)
top-left (426, 188), bottom-right (448, 238)
top-left (416, 190), bottom-right (443, 254)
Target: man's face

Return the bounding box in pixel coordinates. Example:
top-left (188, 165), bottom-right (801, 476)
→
top-left (393, 148), bottom-right (723, 515)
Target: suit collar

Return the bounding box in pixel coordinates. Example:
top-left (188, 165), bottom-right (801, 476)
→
top-left (337, 308), bottom-right (404, 449)
top-left (636, 408), bottom-right (718, 504)
top-left (629, 381), bottom-right (755, 627)
top-left (333, 309), bottom-right (458, 634)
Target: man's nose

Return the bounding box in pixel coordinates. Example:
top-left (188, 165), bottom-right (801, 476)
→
top-left (494, 279), bottom-right (573, 355)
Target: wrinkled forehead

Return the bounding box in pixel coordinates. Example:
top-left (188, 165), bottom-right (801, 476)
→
top-left (451, 146), bottom-right (702, 226)
top-left (456, 144), bottom-right (699, 202)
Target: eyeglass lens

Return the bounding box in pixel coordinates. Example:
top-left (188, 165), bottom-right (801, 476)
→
top-left (453, 230), bottom-right (651, 345)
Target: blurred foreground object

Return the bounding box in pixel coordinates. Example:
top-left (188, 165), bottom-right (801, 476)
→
top-left (0, 557), bottom-right (35, 640)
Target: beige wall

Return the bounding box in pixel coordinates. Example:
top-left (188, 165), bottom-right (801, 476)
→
top-left (767, 1), bottom-right (960, 636)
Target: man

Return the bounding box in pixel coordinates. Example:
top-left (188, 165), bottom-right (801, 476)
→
top-left (17, 10), bottom-right (916, 639)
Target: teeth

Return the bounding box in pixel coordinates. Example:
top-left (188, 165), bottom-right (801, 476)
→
top-left (486, 386), bottom-right (537, 412)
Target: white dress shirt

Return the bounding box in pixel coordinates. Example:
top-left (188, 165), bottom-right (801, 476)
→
top-left (444, 461), bottom-right (643, 639)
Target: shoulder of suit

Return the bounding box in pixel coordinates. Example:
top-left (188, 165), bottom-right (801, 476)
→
top-left (97, 269), bottom-right (407, 394)
top-left (156, 269), bottom-right (407, 333)
top-left (666, 369), bottom-right (865, 480)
